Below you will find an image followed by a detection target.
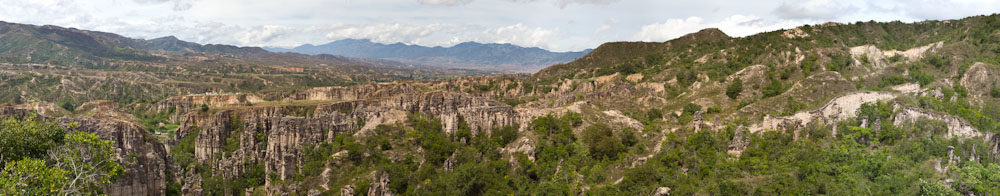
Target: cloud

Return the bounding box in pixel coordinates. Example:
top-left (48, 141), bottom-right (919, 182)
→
top-left (415, 0), bottom-right (621, 8)
top-left (891, 0), bottom-right (1000, 20)
top-left (132, 0), bottom-right (194, 11)
top-left (773, 0), bottom-right (859, 20)
top-left (478, 23), bottom-right (560, 49)
top-left (632, 17), bottom-right (705, 42)
top-left (322, 23), bottom-right (454, 46)
top-left (555, 0), bottom-right (621, 8)
top-left (632, 15), bottom-right (804, 42)
top-left (595, 18), bottom-right (619, 33)
top-left (417, 0), bottom-right (475, 6)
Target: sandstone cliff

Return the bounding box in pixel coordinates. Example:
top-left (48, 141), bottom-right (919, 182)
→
top-left (0, 105), bottom-right (172, 196)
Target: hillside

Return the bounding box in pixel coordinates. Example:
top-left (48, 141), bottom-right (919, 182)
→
top-left (0, 21), bottom-right (480, 109)
top-left (267, 39), bottom-right (592, 72)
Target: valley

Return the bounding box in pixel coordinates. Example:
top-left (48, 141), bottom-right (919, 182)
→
top-left (3, 12), bottom-right (1000, 196)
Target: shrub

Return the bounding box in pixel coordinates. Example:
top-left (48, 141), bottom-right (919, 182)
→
top-left (706, 106), bottom-right (722, 114)
top-left (991, 87), bottom-right (1000, 98)
top-left (581, 123), bottom-right (625, 160)
top-left (762, 79), bottom-right (785, 98)
top-left (683, 103), bottom-right (702, 115)
top-left (0, 117), bottom-right (66, 164)
top-left (726, 78), bottom-right (743, 99)
top-left (59, 101), bottom-right (75, 112)
top-left (491, 125), bottom-right (518, 146)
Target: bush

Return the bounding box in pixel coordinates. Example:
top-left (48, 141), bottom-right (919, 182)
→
top-left (200, 104), bottom-right (210, 112)
top-left (0, 117), bottom-right (66, 164)
top-left (645, 108), bottom-right (663, 122)
top-left (59, 101), bottom-right (75, 112)
top-left (683, 103), bottom-right (702, 115)
top-left (991, 87), bottom-right (1000, 98)
top-left (491, 125), bottom-right (519, 146)
top-left (954, 84), bottom-right (968, 98)
top-left (581, 123), bottom-right (625, 160)
top-left (726, 78), bottom-right (743, 99)
top-left (762, 79), bottom-right (785, 98)
top-left (706, 106), bottom-right (722, 114)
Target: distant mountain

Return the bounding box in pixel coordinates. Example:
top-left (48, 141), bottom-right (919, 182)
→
top-left (267, 39), bottom-right (592, 72)
top-left (0, 21), bottom-right (409, 68)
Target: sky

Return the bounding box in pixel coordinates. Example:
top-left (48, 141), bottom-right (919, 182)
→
top-left (1, 0), bottom-right (998, 52)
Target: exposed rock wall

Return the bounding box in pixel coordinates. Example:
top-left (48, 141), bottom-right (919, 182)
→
top-left (172, 88), bottom-right (520, 194)
top-left (893, 106), bottom-right (982, 138)
top-left (286, 83), bottom-right (416, 101)
top-left (749, 91), bottom-right (896, 133)
top-left (0, 106), bottom-right (171, 196)
top-left (154, 93), bottom-right (264, 111)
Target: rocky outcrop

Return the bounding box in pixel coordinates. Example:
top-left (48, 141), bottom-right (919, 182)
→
top-left (368, 171), bottom-right (394, 196)
top-left (341, 185), bottom-right (355, 196)
top-left (286, 83), bottom-right (416, 101)
top-left (358, 91), bottom-right (518, 135)
top-left (960, 62), bottom-right (1000, 97)
top-left (892, 106), bottom-right (982, 138)
top-left (602, 110), bottom-right (643, 130)
top-left (0, 106), bottom-right (172, 196)
top-left (749, 91), bottom-right (896, 133)
top-left (849, 42), bottom-right (942, 69)
top-left (154, 93), bottom-right (264, 112)
top-left (990, 134), bottom-right (1000, 160)
top-left (728, 128), bottom-right (750, 156)
top-left (653, 187), bottom-right (671, 196)
top-left (170, 87), bottom-right (520, 194)
top-left (13, 102), bottom-right (70, 117)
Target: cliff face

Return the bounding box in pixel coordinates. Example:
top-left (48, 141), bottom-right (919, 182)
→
top-left (155, 93), bottom-right (265, 111)
top-left (0, 105), bottom-right (172, 196)
top-left (173, 85), bottom-right (520, 194)
top-left (287, 83), bottom-right (417, 101)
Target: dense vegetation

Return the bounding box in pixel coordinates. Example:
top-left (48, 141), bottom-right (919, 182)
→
top-left (0, 116), bottom-right (124, 195)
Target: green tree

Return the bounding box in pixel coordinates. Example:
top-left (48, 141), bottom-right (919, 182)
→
top-left (726, 78), bottom-right (743, 100)
top-left (0, 159), bottom-right (69, 194)
top-left (582, 123), bottom-right (624, 160)
top-left (0, 118), bottom-right (123, 195)
top-left (47, 132), bottom-right (126, 195)
top-left (683, 103), bottom-right (702, 115)
top-left (0, 117), bottom-right (66, 165)
top-left (919, 180), bottom-right (961, 196)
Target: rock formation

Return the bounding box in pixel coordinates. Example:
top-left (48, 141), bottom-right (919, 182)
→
top-left (893, 106), bottom-right (981, 138)
top-left (0, 105), bottom-right (172, 196)
top-left (341, 185), bottom-right (355, 196)
top-left (368, 171), bottom-right (394, 196)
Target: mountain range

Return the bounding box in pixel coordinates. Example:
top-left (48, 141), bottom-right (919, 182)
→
top-left (267, 39), bottom-right (592, 72)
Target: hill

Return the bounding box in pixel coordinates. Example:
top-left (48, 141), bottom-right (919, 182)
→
top-left (267, 39), bottom-right (591, 72)
top-left (0, 21), bottom-right (478, 107)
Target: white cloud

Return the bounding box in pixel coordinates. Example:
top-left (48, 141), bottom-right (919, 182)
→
top-left (632, 15), bottom-right (804, 42)
top-left (632, 17), bottom-right (705, 42)
top-left (478, 23), bottom-right (560, 49)
top-left (132, 0), bottom-right (195, 11)
top-left (773, 0), bottom-right (858, 20)
top-left (417, 0), bottom-right (475, 6)
top-left (595, 18), bottom-right (619, 33)
top-left (555, 0), bottom-right (620, 8)
top-left (322, 23), bottom-right (454, 46)
top-left (415, 0), bottom-right (622, 8)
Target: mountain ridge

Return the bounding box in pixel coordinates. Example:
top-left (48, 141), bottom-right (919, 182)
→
top-left (0, 21), bottom-right (417, 69)
top-left (266, 39), bottom-right (592, 72)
